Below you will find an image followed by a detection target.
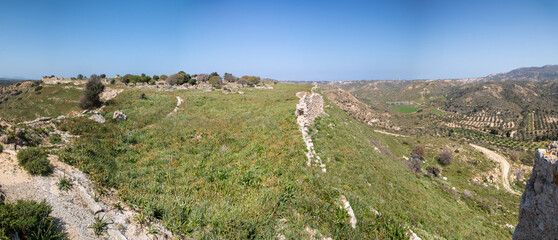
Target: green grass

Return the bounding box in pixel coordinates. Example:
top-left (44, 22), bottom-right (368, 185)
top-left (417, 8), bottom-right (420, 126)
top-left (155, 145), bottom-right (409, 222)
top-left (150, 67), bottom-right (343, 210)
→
top-left (311, 90), bottom-right (520, 239)
top-left (390, 105), bottom-right (420, 113)
top-left (430, 109), bottom-right (446, 115)
top-left (50, 83), bottom-right (521, 239)
top-left (0, 84), bottom-right (81, 122)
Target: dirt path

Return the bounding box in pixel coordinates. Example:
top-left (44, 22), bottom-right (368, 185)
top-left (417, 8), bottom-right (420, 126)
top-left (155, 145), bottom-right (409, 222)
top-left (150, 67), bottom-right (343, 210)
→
top-left (166, 96), bottom-right (183, 117)
top-left (374, 129), bottom-right (409, 138)
top-left (0, 151), bottom-right (171, 239)
top-left (470, 144), bottom-right (520, 195)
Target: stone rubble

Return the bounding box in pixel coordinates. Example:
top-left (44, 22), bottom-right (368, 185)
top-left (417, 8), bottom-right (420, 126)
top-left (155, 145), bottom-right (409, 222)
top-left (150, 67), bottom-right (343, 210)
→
top-left (295, 92), bottom-right (326, 172)
top-left (113, 110), bottom-right (127, 120)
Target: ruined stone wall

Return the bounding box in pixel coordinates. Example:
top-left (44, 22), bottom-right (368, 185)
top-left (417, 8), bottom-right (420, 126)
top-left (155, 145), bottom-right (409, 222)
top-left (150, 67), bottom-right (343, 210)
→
top-left (514, 142), bottom-right (558, 240)
top-left (295, 92), bottom-right (324, 127)
top-left (41, 76), bottom-right (86, 85)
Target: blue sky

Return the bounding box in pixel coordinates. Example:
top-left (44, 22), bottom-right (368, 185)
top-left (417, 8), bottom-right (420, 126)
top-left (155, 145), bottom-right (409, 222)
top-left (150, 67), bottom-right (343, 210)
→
top-left (1, 0), bottom-right (557, 81)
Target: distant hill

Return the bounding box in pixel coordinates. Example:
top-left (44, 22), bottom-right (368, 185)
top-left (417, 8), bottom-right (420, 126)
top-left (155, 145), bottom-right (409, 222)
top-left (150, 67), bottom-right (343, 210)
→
top-left (485, 65), bottom-right (558, 82)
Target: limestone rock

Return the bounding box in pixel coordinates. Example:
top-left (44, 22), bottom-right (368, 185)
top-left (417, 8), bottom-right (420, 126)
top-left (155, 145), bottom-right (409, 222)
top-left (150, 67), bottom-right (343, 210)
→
top-left (0, 135), bottom-right (8, 144)
top-left (339, 195), bottom-right (357, 229)
top-left (514, 141), bottom-right (558, 239)
top-left (89, 114), bottom-right (106, 123)
top-left (113, 110), bottom-right (127, 120)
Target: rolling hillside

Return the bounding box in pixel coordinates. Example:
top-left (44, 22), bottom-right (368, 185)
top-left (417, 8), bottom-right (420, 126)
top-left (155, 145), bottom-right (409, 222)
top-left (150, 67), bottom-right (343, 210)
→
top-left (0, 81), bottom-right (524, 239)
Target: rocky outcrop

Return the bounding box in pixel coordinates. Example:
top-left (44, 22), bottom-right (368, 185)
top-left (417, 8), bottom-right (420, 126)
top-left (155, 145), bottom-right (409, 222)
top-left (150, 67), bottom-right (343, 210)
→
top-left (514, 141), bottom-right (558, 239)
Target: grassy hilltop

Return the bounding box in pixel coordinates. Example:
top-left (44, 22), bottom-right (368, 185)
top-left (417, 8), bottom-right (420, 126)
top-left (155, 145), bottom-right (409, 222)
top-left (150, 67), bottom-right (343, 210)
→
top-left (0, 81), bottom-right (521, 239)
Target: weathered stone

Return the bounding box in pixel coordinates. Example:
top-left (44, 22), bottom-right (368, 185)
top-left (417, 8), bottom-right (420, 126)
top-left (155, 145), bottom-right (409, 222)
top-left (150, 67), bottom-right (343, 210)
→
top-left (339, 195), bottom-right (357, 229)
top-left (0, 135), bottom-right (8, 144)
top-left (113, 110), bottom-right (127, 120)
top-left (514, 141), bottom-right (558, 239)
top-left (89, 114), bottom-right (106, 123)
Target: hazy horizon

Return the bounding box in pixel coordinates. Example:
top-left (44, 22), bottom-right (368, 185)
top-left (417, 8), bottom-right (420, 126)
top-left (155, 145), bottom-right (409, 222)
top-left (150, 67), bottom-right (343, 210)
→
top-left (1, 0), bottom-right (557, 81)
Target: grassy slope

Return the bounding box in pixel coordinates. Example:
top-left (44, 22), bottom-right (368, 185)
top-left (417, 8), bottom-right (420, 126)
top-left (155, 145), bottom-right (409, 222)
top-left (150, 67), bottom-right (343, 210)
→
top-left (5, 83), bottom-right (516, 239)
top-left (58, 84), bottom-right (385, 239)
top-left (0, 84), bottom-right (81, 122)
top-left (312, 90), bottom-right (519, 239)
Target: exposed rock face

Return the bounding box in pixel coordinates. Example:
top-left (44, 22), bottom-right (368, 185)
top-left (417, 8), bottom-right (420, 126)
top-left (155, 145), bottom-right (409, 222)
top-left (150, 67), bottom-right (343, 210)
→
top-left (514, 141), bottom-right (558, 240)
top-left (113, 110), bottom-right (127, 120)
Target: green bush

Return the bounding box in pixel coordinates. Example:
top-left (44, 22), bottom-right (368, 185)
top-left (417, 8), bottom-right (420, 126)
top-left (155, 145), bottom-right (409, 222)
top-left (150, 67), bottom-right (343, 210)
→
top-left (0, 199), bottom-right (66, 239)
top-left (17, 147), bottom-right (51, 175)
top-left (79, 75), bottom-right (105, 109)
top-left (34, 86), bottom-right (43, 92)
top-left (0, 144), bottom-right (3, 152)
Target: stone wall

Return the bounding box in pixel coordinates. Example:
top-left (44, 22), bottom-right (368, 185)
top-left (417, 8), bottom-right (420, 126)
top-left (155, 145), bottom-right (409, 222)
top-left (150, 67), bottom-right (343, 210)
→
top-left (41, 76), bottom-right (86, 85)
top-left (514, 141), bottom-right (558, 239)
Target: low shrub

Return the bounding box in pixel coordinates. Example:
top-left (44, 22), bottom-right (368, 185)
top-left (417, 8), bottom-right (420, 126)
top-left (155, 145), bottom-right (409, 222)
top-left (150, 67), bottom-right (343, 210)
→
top-left (439, 150), bottom-right (453, 165)
top-left (49, 134), bottom-right (62, 144)
top-left (425, 165), bottom-right (442, 177)
top-left (0, 199), bottom-right (66, 240)
top-left (34, 86), bottom-right (43, 92)
top-left (405, 153), bottom-right (422, 173)
top-left (412, 144), bottom-right (426, 158)
top-left (17, 147), bottom-right (51, 175)
top-left (58, 176), bottom-right (73, 191)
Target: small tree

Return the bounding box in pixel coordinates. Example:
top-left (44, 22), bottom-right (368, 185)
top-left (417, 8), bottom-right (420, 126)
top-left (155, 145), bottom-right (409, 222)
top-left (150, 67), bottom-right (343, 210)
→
top-left (160, 74), bottom-right (168, 80)
top-left (79, 75), bottom-right (105, 109)
top-left (439, 150), bottom-right (453, 165)
top-left (412, 145), bottom-right (426, 158)
top-left (237, 77), bottom-right (247, 86)
top-left (224, 73), bottom-right (236, 82)
top-left (209, 76), bottom-right (223, 86)
top-left (77, 74), bottom-right (84, 80)
top-left (153, 75), bottom-right (160, 81)
top-left (167, 73), bottom-right (184, 85)
top-left (122, 78), bottom-right (130, 86)
top-left (100, 74), bottom-right (106, 78)
top-left (188, 78), bottom-right (197, 85)
top-left (209, 72), bottom-right (220, 78)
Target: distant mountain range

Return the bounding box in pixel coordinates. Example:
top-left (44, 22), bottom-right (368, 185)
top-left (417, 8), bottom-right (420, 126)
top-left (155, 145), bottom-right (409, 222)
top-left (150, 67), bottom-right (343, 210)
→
top-left (484, 65), bottom-right (558, 82)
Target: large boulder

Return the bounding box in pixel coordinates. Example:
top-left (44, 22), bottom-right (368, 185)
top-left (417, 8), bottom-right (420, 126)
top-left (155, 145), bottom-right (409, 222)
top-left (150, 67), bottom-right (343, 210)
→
top-left (514, 141), bottom-right (558, 239)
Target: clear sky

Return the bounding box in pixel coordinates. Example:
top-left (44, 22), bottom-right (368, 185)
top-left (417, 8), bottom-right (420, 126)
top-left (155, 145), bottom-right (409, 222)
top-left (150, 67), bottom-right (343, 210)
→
top-left (1, 0), bottom-right (557, 81)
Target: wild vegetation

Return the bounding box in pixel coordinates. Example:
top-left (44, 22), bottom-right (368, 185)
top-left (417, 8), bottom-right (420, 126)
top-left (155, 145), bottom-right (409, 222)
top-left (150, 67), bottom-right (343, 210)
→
top-left (0, 67), bottom-right (546, 238)
top-left (0, 199), bottom-right (66, 240)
